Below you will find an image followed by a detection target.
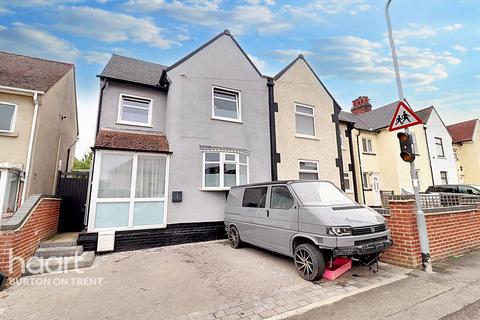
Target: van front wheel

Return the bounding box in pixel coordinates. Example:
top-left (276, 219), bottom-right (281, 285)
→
top-left (294, 244), bottom-right (325, 281)
top-left (228, 226), bottom-right (242, 249)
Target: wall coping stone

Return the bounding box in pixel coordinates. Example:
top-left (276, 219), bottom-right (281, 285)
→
top-left (1, 194), bottom-right (61, 231)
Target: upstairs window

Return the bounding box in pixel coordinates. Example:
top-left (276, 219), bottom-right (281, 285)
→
top-left (440, 171), bottom-right (448, 185)
top-left (362, 138), bottom-right (373, 154)
top-left (435, 137), bottom-right (445, 157)
top-left (295, 104), bottom-right (316, 137)
top-left (212, 87), bottom-right (241, 122)
top-left (0, 102), bottom-right (16, 132)
top-left (203, 152), bottom-right (248, 189)
top-left (299, 160), bottom-right (319, 180)
top-left (118, 95), bottom-right (152, 126)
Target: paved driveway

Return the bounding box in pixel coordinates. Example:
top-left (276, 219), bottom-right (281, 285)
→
top-left (0, 241), bottom-right (409, 320)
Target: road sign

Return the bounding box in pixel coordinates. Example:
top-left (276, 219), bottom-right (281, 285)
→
top-left (388, 100), bottom-right (423, 131)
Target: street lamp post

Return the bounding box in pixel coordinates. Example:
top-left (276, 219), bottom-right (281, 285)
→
top-left (385, 0), bottom-right (432, 272)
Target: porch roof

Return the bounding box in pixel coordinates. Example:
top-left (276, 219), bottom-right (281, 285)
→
top-left (94, 129), bottom-right (170, 153)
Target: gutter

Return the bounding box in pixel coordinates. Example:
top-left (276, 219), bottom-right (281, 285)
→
top-left (22, 92), bottom-right (43, 204)
top-left (0, 85), bottom-right (44, 96)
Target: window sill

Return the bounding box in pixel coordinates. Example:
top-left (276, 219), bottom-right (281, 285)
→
top-left (116, 121), bottom-right (153, 128)
top-left (295, 135), bottom-right (319, 141)
top-left (437, 156), bottom-right (446, 159)
top-left (201, 187), bottom-right (230, 192)
top-left (363, 188), bottom-right (372, 191)
top-left (211, 117), bottom-right (243, 124)
top-left (362, 152), bottom-right (376, 156)
top-left (0, 132), bottom-right (18, 137)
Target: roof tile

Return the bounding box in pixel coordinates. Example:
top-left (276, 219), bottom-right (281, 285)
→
top-left (94, 129), bottom-right (170, 153)
top-left (447, 119), bottom-right (478, 143)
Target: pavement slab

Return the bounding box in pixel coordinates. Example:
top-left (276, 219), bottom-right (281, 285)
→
top-left (0, 240), bottom-right (409, 320)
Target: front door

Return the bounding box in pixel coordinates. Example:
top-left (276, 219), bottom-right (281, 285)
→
top-left (372, 174), bottom-right (382, 206)
top-left (267, 185), bottom-right (298, 255)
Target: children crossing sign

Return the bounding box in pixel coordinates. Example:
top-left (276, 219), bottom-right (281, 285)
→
top-left (388, 101), bottom-right (423, 131)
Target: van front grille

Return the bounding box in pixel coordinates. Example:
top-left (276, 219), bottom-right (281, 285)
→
top-left (354, 236), bottom-right (388, 246)
top-left (351, 224), bottom-right (386, 236)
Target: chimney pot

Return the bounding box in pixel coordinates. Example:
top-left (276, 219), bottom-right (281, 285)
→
top-left (351, 96), bottom-right (372, 114)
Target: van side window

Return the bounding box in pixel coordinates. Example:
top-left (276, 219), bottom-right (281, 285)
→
top-left (242, 187), bottom-right (267, 208)
top-left (270, 186), bottom-right (294, 210)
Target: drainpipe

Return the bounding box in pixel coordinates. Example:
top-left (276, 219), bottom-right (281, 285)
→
top-left (22, 92), bottom-right (41, 204)
top-left (95, 79), bottom-right (107, 135)
top-left (356, 131), bottom-right (366, 204)
top-left (267, 78), bottom-right (278, 181)
top-left (65, 137), bottom-right (79, 172)
top-left (347, 124), bottom-right (359, 202)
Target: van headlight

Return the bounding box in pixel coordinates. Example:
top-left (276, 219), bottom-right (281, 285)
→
top-left (327, 226), bottom-right (352, 236)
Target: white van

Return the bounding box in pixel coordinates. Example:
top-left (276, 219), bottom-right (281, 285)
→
top-left (224, 180), bottom-right (392, 281)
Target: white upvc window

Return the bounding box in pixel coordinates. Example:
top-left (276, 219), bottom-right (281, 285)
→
top-left (440, 171), bottom-right (448, 185)
top-left (202, 152), bottom-right (248, 190)
top-left (0, 102), bottom-right (17, 133)
top-left (344, 172), bottom-right (352, 192)
top-left (295, 104), bottom-right (316, 137)
top-left (362, 137), bottom-right (373, 154)
top-left (88, 150), bottom-right (169, 232)
top-left (0, 169), bottom-right (21, 214)
top-left (117, 94), bottom-right (152, 127)
top-left (298, 160), bottom-right (319, 180)
top-left (362, 172), bottom-right (370, 189)
top-left (435, 137), bottom-right (445, 157)
top-left (212, 86), bottom-right (241, 122)
top-left (340, 135), bottom-right (346, 150)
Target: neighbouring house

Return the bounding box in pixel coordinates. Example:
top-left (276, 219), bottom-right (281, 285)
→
top-left (447, 119), bottom-right (480, 184)
top-left (416, 107), bottom-right (458, 186)
top-left (82, 30), bottom-right (271, 252)
top-left (0, 52), bottom-right (78, 219)
top-left (272, 54), bottom-right (345, 192)
top-left (339, 97), bottom-right (434, 206)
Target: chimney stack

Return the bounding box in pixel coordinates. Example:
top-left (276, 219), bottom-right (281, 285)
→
top-left (351, 96), bottom-right (372, 114)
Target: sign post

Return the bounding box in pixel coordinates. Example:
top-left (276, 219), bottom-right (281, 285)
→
top-left (385, 0), bottom-right (432, 272)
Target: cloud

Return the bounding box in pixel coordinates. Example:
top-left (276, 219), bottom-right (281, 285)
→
top-left (442, 23), bottom-right (462, 31)
top-left (475, 75), bottom-right (480, 79)
top-left (474, 47), bottom-right (480, 51)
top-left (282, 0), bottom-right (370, 24)
top-left (83, 51), bottom-right (111, 65)
top-left (247, 54), bottom-right (266, 73)
top-left (123, 0), bottom-right (290, 35)
top-left (55, 6), bottom-right (178, 48)
top-left (390, 23), bottom-right (464, 43)
top-left (6, 0), bottom-right (83, 6)
top-left (268, 49), bottom-right (313, 62)
top-left (0, 22), bottom-right (80, 62)
top-left (414, 85), bottom-right (438, 93)
top-left (0, 6), bottom-right (12, 14)
top-left (451, 45), bottom-right (468, 52)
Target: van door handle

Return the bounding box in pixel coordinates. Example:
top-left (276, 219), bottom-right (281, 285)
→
top-left (266, 209), bottom-right (270, 217)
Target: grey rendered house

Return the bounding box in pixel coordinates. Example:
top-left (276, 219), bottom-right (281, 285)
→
top-left (81, 30), bottom-right (272, 251)
top-left (0, 52), bottom-right (78, 218)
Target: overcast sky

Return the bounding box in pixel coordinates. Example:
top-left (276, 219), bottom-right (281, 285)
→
top-left (1, 0), bottom-right (479, 157)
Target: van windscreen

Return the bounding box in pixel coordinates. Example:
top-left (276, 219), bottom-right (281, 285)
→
top-left (291, 181), bottom-right (354, 206)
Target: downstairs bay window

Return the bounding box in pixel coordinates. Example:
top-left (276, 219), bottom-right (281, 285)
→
top-left (202, 151), bottom-right (249, 190)
top-left (89, 151), bottom-right (169, 231)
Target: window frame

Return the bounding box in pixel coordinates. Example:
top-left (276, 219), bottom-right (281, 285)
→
top-left (88, 150), bottom-right (169, 232)
top-left (435, 137), bottom-right (445, 158)
top-left (343, 172), bottom-right (352, 193)
top-left (211, 86), bottom-right (242, 123)
top-left (202, 151), bottom-right (249, 191)
top-left (294, 103), bottom-right (316, 138)
top-left (117, 94), bottom-right (153, 127)
top-left (0, 102), bottom-right (17, 133)
top-left (298, 160), bottom-right (319, 180)
top-left (440, 171), bottom-right (448, 185)
top-left (362, 137), bottom-right (374, 154)
top-left (362, 172), bottom-right (370, 190)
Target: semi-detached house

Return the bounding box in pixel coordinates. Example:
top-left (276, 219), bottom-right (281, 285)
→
top-left (81, 30), bottom-right (272, 251)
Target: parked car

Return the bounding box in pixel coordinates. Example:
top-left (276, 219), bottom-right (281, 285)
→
top-left (425, 185), bottom-right (480, 196)
top-left (224, 180), bottom-right (392, 281)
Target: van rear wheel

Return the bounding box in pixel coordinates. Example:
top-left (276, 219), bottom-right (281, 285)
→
top-left (228, 226), bottom-right (242, 249)
top-left (294, 243), bottom-right (325, 281)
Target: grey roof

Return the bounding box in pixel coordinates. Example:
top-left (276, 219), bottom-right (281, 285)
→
top-left (99, 54), bottom-right (168, 87)
top-left (339, 101), bottom-right (400, 131)
top-left (416, 106), bottom-right (434, 123)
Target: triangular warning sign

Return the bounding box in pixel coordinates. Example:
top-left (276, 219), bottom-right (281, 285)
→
top-left (389, 101), bottom-right (423, 131)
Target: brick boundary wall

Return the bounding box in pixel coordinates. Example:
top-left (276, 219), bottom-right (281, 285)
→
top-left (381, 200), bottom-right (480, 268)
top-left (0, 196), bottom-right (61, 284)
